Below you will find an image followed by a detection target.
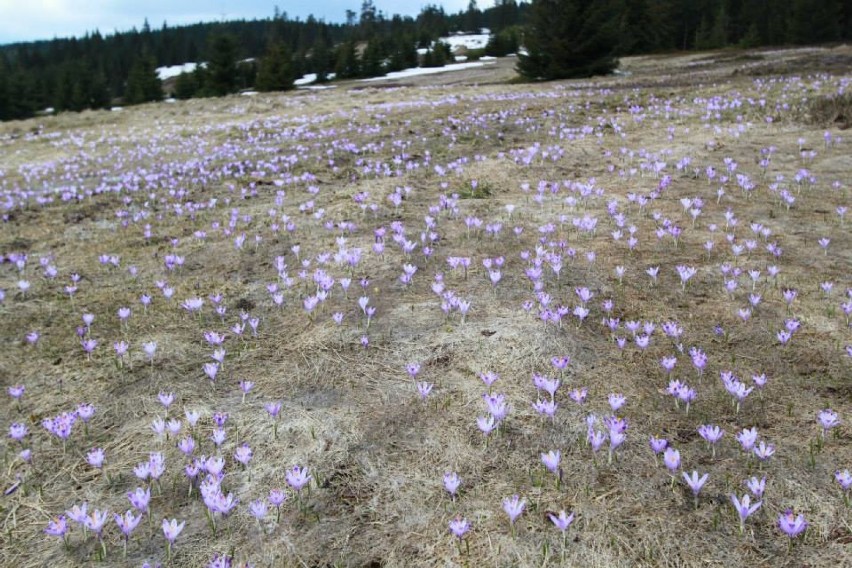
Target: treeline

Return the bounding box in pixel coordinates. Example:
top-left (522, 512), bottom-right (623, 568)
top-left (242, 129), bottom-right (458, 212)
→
top-left (2, 0), bottom-right (851, 120)
top-left (0, 1), bottom-right (528, 120)
top-left (518, 0), bottom-right (852, 80)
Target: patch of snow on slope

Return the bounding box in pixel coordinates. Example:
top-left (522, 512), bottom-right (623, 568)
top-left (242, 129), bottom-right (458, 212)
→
top-left (156, 63), bottom-right (202, 81)
top-left (359, 61), bottom-right (494, 82)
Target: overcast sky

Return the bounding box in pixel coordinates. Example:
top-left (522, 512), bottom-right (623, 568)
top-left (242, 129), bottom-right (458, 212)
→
top-left (0, 0), bottom-right (472, 44)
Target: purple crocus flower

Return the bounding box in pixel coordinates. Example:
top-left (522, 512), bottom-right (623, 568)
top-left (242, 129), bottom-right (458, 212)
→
top-left (45, 515), bottom-right (69, 541)
top-left (162, 518), bottom-right (185, 559)
top-left (818, 409), bottom-right (840, 437)
top-left (649, 436), bottom-right (668, 455)
top-left (541, 450), bottom-right (561, 474)
top-left (416, 381), bottom-right (433, 399)
top-left (443, 472), bottom-right (461, 496)
top-left (128, 487), bottom-right (151, 514)
top-left (746, 476), bottom-right (766, 498)
top-left (682, 471), bottom-right (709, 506)
top-left (778, 509), bottom-right (807, 539)
top-left (249, 499), bottom-right (268, 520)
top-left (548, 510), bottom-right (574, 533)
top-left (86, 448), bottom-right (105, 469)
top-left (502, 494), bottom-right (526, 526)
top-left (449, 516), bottom-right (470, 540)
top-left (731, 493), bottom-right (762, 532)
top-left (663, 447), bottom-right (681, 472)
top-left (114, 509), bottom-right (141, 542)
top-left (286, 465), bottom-right (311, 492)
top-left (835, 470), bottom-right (852, 492)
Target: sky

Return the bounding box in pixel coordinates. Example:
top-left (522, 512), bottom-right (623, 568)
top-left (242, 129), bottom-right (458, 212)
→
top-left (0, 0), bottom-right (471, 44)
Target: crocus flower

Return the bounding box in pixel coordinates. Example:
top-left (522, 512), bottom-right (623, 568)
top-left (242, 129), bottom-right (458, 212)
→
top-left (608, 393), bottom-right (626, 411)
top-left (548, 510), bottom-right (574, 533)
top-left (737, 427), bottom-right (758, 452)
top-left (778, 509), bottom-right (806, 539)
top-left (114, 510), bottom-right (141, 556)
top-left (128, 487), bottom-right (151, 514)
top-left (66, 502), bottom-right (88, 530)
top-left (682, 471), bottom-right (709, 507)
top-left (541, 450), bottom-right (561, 474)
top-left (286, 465), bottom-right (311, 492)
top-left (477, 415), bottom-right (497, 436)
top-left (234, 444), bottom-right (253, 467)
top-left (502, 494), bottom-right (526, 533)
top-left (45, 515), bottom-right (69, 541)
top-left (269, 488), bottom-right (287, 522)
top-left (443, 472), bottom-right (461, 496)
top-left (649, 436), bottom-right (668, 455)
top-left (449, 516), bottom-right (470, 540)
top-left (8, 423), bottom-right (28, 441)
top-left (177, 436), bottom-right (195, 456)
top-left (753, 441), bottom-right (775, 461)
top-left (158, 392), bottom-right (174, 409)
top-left (85, 508), bottom-right (109, 541)
top-left (836, 469), bottom-right (852, 492)
top-left (416, 381), bottom-right (433, 400)
top-left (697, 424), bottom-right (724, 458)
top-left (818, 409), bottom-right (840, 437)
top-left (663, 447), bottom-right (681, 473)
top-left (746, 476), bottom-right (766, 498)
top-left (162, 518), bottom-right (185, 559)
top-left (86, 448), bottom-right (105, 469)
top-left (249, 499), bottom-right (268, 520)
top-left (731, 493), bottom-right (761, 533)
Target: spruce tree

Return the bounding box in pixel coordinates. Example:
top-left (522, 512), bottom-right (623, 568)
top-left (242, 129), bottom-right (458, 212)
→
top-left (334, 41), bottom-right (360, 79)
top-left (0, 61), bottom-right (11, 121)
top-left (206, 34), bottom-right (239, 96)
top-left (89, 70), bottom-right (111, 109)
top-left (125, 56), bottom-right (161, 104)
top-left (517, 0), bottom-right (620, 80)
top-left (256, 44), bottom-right (295, 92)
top-left (174, 72), bottom-right (198, 99)
top-left (360, 40), bottom-right (385, 77)
top-left (310, 36), bottom-right (332, 83)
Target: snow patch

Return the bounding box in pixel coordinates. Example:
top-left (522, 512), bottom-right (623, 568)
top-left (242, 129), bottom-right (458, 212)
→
top-left (294, 73), bottom-right (337, 86)
top-left (156, 62), bottom-right (203, 81)
top-left (440, 32), bottom-right (490, 52)
top-left (359, 61), bottom-right (494, 82)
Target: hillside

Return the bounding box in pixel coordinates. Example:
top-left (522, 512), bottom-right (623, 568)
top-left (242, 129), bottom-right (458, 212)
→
top-left (0, 45), bottom-right (851, 567)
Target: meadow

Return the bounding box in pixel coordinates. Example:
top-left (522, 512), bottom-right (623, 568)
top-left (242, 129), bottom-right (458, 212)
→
top-left (1, 46), bottom-right (851, 567)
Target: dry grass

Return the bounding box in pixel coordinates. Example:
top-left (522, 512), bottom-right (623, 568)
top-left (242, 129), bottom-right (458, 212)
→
top-left (1, 48), bottom-right (851, 568)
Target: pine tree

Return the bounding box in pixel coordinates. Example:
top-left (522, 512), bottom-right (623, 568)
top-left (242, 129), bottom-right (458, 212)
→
top-left (174, 71), bottom-right (199, 99)
top-left (0, 61), bottom-right (11, 121)
top-left (206, 34), bottom-right (239, 96)
top-left (335, 41), bottom-right (361, 79)
top-left (310, 36), bottom-right (332, 83)
top-left (125, 56), bottom-right (161, 104)
top-left (617, 0), bottom-right (668, 55)
top-left (360, 40), bottom-right (385, 77)
top-left (89, 70), bottom-right (111, 109)
top-left (256, 43), bottom-right (295, 92)
top-left (517, 0), bottom-right (620, 80)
